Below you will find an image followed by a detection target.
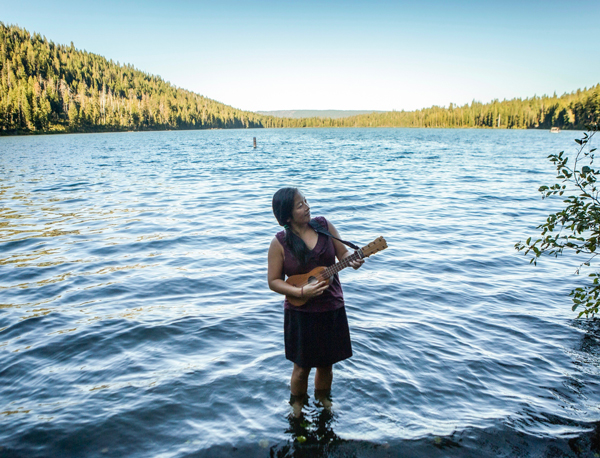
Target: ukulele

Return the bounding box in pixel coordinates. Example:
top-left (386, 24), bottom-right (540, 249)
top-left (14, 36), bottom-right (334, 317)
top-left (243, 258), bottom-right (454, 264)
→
top-left (285, 236), bottom-right (388, 306)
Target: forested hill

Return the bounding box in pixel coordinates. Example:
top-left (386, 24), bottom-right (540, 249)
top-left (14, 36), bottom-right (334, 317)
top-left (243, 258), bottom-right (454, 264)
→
top-left (1, 22), bottom-right (598, 135)
top-left (0, 23), bottom-right (283, 134)
top-left (339, 86), bottom-right (599, 130)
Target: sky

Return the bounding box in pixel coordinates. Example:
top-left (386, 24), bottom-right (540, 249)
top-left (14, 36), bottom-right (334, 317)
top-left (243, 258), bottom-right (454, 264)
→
top-left (2, 0), bottom-right (599, 112)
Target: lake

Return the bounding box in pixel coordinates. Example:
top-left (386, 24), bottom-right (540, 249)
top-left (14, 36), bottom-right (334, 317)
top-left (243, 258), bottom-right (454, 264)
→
top-left (1, 128), bottom-right (599, 457)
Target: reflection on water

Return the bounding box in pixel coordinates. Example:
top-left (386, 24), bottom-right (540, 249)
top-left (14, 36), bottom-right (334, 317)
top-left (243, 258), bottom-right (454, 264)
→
top-left (272, 398), bottom-right (342, 458)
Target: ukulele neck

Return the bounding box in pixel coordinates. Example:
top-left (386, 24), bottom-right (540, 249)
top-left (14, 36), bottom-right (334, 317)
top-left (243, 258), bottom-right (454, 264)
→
top-left (321, 250), bottom-right (364, 279)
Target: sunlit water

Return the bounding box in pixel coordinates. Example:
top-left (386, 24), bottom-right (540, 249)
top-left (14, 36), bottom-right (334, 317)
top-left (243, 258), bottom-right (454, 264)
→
top-left (1, 128), bottom-right (599, 457)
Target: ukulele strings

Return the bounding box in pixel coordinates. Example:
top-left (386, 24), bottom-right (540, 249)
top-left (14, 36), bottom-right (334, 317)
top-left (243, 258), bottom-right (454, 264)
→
top-left (294, 251), bottom-right (363, 288)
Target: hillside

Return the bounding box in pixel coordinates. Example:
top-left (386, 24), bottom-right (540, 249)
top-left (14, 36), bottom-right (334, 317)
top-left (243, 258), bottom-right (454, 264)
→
top-left (0, 22), bottom-right (598, 135)
top-left (0, 23), bottom-right (283, 134)
top-left (338, 88), bottom-right (599, 130)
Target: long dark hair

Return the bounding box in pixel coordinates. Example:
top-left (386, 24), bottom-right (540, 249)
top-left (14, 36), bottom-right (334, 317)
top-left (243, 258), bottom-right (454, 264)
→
top-left (272, 187), bottom-right (312, 265)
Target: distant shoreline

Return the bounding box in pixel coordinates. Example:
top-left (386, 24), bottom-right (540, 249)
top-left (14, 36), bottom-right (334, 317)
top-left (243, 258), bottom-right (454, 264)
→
top-left (0, 125), bottom-right (580, 138)
top-left (256, 110), bottom-right (386, 119)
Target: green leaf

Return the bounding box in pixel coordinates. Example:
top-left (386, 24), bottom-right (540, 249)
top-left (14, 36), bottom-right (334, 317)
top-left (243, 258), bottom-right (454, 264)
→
top-left (518, 128), bottom-right (599, 317)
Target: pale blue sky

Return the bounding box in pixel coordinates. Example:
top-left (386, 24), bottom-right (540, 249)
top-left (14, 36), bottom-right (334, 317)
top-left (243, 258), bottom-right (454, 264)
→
top-left (2, 0), bottom-right (599, 111)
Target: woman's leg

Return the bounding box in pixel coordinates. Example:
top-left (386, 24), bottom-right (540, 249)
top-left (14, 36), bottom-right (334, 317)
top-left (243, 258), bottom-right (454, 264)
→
top-left (290, 363), bottom-right (311, 415)
top-left (314, 365), bottom-right (332, 391)
top-left (291, 363), bottom-right (311, 396)
top-left (314, 365), bottom-right (333, 407)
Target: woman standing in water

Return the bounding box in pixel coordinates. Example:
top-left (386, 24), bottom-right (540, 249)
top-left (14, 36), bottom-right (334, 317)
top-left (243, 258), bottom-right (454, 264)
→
top-left (268, 187), bottom-right (363, 413)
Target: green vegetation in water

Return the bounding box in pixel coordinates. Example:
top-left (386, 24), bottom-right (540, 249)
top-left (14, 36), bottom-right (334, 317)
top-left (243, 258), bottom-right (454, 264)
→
top-left (516, 124), bottom-right (600, 318)
top-left (1, 22), bottom-right (599, 135)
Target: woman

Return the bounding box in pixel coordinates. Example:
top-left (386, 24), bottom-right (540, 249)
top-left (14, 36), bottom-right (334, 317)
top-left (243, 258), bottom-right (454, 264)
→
top-left (267, 187), bottom-right (363, 413)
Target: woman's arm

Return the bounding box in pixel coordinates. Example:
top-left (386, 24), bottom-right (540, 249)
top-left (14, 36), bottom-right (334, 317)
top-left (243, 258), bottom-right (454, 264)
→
top-left (267, 237), bottom-right (328, 299)
top-left (327, 221), bottom-right (365, 270)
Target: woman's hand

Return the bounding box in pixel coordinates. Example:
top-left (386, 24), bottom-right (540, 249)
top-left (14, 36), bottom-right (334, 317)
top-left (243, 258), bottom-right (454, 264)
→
top-left (339, 248), bottom-right (364, 270)
top-left (300, 280), bottom-right (329, 299)
top-left (349, 258), bottom-right (365, 270)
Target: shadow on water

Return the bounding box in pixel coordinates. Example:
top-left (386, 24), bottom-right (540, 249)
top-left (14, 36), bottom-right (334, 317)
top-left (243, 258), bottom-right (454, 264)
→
top-left (266, 420), bottom-right (600, 458)
top-left (573, 318), bottom-right (600, 363)
top-left (191, 319), bottom-right (600, 458)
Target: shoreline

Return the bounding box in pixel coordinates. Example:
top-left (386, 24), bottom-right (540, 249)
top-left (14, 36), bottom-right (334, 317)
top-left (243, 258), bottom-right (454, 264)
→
top-left (0, 125), bottom-right (579, 138)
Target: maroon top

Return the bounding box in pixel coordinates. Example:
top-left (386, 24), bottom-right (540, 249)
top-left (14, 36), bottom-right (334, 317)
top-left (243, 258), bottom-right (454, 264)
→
top-left (275, 216), bottom-right (345, 313)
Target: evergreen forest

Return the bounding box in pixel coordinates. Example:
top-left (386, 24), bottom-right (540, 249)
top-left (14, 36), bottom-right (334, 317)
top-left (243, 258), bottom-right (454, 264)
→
top-left (1, 22), bottom-right (598, 135)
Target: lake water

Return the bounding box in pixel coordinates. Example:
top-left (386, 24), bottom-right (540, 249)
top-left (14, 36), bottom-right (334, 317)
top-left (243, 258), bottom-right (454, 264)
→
top-left (1, 128), bottom-right (599, 458)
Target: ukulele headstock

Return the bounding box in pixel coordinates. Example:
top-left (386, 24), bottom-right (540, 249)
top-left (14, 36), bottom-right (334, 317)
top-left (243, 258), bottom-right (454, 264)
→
top-left (361, 236), bottom-right (388, 258)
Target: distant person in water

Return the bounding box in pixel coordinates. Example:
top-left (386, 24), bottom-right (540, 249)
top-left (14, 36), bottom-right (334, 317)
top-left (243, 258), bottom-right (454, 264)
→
top-left (268, 187), bottom-right (363, 414)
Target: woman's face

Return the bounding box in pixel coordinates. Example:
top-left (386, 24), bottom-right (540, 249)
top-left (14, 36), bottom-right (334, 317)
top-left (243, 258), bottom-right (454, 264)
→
top-left (289, 192), bottom-right (311, 225)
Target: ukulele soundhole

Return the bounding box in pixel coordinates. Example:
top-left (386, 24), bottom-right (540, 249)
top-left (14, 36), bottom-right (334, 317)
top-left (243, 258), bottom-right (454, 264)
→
top-left (307, 275), bottom-right (332, 284)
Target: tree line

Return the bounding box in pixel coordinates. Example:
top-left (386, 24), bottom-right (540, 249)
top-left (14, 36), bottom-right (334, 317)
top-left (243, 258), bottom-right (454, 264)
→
top-left (1, 22), bottom-right (598, 135)
top-left (336, 88), bottom-right (599, 130)
top-left (0, 23), bottom-right (274, 133)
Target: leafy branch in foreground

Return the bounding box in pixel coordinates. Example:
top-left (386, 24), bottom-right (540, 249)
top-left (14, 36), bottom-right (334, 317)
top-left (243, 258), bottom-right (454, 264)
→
top-left (515, 125), bottom-right (599, 318)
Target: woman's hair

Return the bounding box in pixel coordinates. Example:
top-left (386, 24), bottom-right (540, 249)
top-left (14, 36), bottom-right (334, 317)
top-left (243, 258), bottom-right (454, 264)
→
top-left (272, 187), bottom-right (312, 265)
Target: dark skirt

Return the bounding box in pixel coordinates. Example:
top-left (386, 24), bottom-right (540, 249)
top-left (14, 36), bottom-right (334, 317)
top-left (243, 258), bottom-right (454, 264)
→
top-left (284, 306), bottom-right (352, 368)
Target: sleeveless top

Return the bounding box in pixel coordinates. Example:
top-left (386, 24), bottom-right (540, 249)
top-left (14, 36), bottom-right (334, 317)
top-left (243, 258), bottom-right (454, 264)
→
top-left (275, 216), bottom-right (345, 313)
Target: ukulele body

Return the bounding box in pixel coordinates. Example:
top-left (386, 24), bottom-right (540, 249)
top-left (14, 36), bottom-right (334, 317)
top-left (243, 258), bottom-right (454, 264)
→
top-left (285, 266), bottom-right (331, 307)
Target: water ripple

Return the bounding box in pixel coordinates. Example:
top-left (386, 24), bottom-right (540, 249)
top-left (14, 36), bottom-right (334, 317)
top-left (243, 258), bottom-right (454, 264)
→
top-left (1, 128), bottom-right (599, 457)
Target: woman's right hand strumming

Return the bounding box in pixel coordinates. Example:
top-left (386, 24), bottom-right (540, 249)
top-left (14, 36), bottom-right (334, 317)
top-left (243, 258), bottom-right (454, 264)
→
top-left (299, 280), bottom-right (329, 299)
